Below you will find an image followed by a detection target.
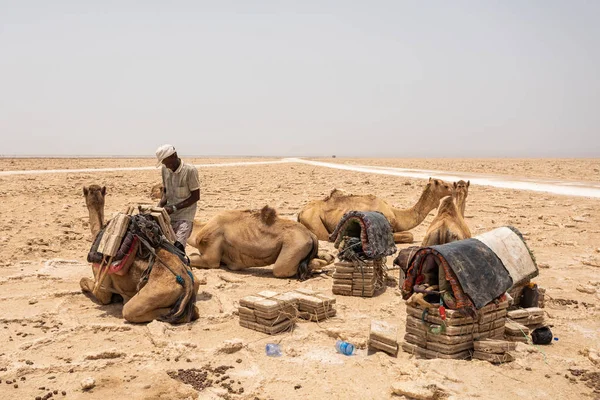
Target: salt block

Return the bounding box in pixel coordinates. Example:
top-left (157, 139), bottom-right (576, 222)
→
top-left (369, 338), bottom-right (398, 356)
top-left (523, 307), bottom-right (544, 317)
top-left (507, 309), bottom-right (529, 319)
top-left (369, 320), bottom-right (398, 347)
top-left (257, 290), bottom-right (279, 298)
top-left (473, 339), bottom-right (516, 354)
top-left (505, 321), bottom-right (529, 336)
top-left (294, 288), bottom-right (319, 296)
top-left (391, 381), bottom-right (446, 400)
top-left (472, 350), bottom-right (515, 363)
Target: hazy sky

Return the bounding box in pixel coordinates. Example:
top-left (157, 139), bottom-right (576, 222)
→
top-left (1, 1), bottom-right (599, 157)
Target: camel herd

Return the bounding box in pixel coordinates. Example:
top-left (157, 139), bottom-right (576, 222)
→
top-left (82, 177), bottom-right (471, 323)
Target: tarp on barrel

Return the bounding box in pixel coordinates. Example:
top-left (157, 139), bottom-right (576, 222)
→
top-left (474, 226), bottom-right (538, 289)
top-left (399, 226), bottom-right (538, 312)
top-left (329, 211), bottom-right (396, 260)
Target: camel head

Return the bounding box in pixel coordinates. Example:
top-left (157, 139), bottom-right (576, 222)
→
top-left (150, 183), bottom-right (163, 200)
top-left (453, 180), bottom-right (470, 198)
top-left (83, 185), bottom-right (106, 239)
top-left (423, 177), bottom-right (454, 208)
top-left (453, 180), bottom-right (470, 217)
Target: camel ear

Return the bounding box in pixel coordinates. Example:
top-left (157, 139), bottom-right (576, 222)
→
top-left (83, 187), bottom-right (88, 196)
top-left (467, 180), bottom-right (470, 187)
top-left (433, 179), bottom-right (439, 185)
top-left (453, 182), bottom-right (457, 189)
top-left (428, 177), bottom-right (432, 183)
top-left (101, 186), bottom-right (106, 196)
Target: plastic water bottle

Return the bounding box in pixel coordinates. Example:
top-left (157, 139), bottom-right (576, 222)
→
top-left (335, 340), bottom-right (355, 356)
top-left (265, 343), bottom-right (282, 357)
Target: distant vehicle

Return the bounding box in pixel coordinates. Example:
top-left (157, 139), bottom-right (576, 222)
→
top-left (332, 155), bottom-right (336, 158)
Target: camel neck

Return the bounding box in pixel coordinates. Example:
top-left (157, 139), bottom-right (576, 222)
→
top-left (88, 206), bottom-right (104, 239)
top-left (391, 187), bottom-right (439, 231)
top-left (456, 195), bottom-right (467, 218)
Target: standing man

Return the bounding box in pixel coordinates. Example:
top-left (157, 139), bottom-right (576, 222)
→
top-left (155, 144), bottom-right (200, 253)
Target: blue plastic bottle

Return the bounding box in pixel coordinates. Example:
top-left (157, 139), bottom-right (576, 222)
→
top-left (335, 340), bottom-right (355, 356)
top-left (265, 343), bottom-right (282, 357)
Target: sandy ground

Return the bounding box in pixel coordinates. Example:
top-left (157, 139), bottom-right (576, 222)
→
top-left (0, 158), bottom-right (599, 400)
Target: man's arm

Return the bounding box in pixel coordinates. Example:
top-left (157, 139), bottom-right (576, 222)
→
top-left (166, 189), bottom-right (199, 213)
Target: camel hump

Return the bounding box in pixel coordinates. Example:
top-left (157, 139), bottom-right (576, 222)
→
top-left (325, 188), bottom-right (347, 200)
top-left (259, 205), bottom-right (278, 226)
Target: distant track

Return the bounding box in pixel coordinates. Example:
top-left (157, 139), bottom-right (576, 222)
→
top-left (286, 158), bottom-right (600, 198)
top-left (2, 157), bottom-right (599, 198)
top-left (0, 159), bottom-right (291, 176)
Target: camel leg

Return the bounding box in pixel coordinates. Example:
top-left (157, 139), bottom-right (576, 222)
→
top-left (272, 240), bottom-right (313, 278)
top-left (188, 241), bottom-right (223, 269)
top-left (80, 277), bottom-right (113, 305)
top-left (308, 259), bottom-right (329, 270)
top-left (300, 215), bottom-right (331, 241)
top-left (122, 280), bottom-right (182, 323)
top-left (393, 231), bottom-right (414, 244)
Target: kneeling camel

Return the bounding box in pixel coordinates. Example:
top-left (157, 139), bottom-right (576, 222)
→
top-left (421, 180), bottom-right (471, 246)
top-left (298, 178), bottom-right (453, 243)
top-left (81, 185), bottom-right (200, 323)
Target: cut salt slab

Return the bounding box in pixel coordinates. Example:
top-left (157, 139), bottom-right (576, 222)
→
top-left (505, 321), bottom-right (530, 336)
top-left (472, 350), bottom-right (515, 363)
top-left (256, 290), bottom-right (279, 298)
top-left (391, 381), bottom-right (447, 400)
top-left (369, 320), bottom-right (398, 347)
top-left (473, 339), bottom-right (516, 354)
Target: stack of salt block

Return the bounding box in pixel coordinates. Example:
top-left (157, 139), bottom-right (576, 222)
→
top-left (238, 291), bottom-right (297, 335)
top-left (402, 300), bottom-right (508, 359)
top-left (138, 205), bottom-right (177, 243)
top-left (505, 307), bottom-right (545, 343)
top-left (97, 213), bottom-right (131, 257)
top-left (368, 320), bottom-right (399, 356)
top-left (472, 339), bottom-right (516, 363)
top-left (238, 289), bottom-right (337, 334)
top-left (291, 288), bottom-right (336, 321)
top-left (332, 259), bottom-right (383, 297)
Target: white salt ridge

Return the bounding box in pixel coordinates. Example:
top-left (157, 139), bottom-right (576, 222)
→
top-left (2, 157), bottom-right (599, 198)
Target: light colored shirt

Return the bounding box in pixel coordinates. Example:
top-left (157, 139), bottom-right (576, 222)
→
top-left (161, 161), bottom-right (200, 222)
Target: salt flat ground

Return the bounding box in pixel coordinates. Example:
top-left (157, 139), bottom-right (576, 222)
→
top-left (0, 158), bottom-right (598, 400)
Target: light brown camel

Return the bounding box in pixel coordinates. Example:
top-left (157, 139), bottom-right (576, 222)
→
top-left (83, 185), bottom-right (105, 241)
top-left (297, 178), bottom-right (454, 244)
top-left (81, 185), bottom-right (200, 323)
top-left (454, 179), bottom-right (470, 218)
top-left (187, 206), bottom-right (330, 279)
top-left (421, 180), bottom-right (471, 246)
top-left (150, 183), bottom-right (163, 200)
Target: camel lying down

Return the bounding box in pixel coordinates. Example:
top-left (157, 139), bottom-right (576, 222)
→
top-left (188, 206), bottom-right (331, 279)
top-left (81, 185), bottom-right (200, 323)
top-left (298, 178), bottom-right (454, 244)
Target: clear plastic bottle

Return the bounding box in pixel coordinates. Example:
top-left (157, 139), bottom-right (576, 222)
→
top-left (265, 343), bottom-right (282, 357)
top-left (335, 340), bottom-right (355, 356)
